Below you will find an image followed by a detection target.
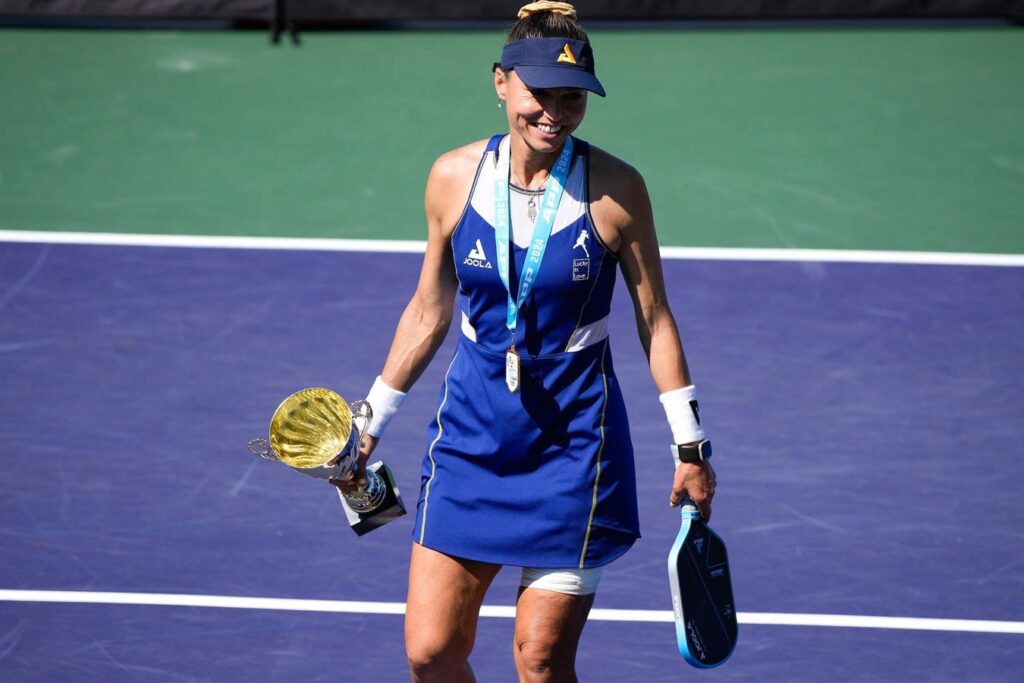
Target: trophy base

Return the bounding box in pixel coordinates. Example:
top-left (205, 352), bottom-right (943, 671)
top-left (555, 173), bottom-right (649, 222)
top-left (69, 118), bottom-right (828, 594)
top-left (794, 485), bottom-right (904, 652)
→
top-left (337, 461), bottom-right (406, 536)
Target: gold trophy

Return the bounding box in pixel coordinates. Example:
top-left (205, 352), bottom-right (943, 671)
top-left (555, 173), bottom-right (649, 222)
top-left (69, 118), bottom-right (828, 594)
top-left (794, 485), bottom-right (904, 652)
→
top-left (247, 387), bottom-right (405, 535)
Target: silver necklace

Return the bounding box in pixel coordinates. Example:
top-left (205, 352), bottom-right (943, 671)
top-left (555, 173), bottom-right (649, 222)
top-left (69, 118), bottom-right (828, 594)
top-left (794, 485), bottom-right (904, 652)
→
top-left (511, 174), bottom-right (547, 223)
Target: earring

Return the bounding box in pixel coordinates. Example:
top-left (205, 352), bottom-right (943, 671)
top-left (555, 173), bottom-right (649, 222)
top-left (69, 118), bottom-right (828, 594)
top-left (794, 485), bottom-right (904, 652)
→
top-left (498, 99), bottom-right (505, 109)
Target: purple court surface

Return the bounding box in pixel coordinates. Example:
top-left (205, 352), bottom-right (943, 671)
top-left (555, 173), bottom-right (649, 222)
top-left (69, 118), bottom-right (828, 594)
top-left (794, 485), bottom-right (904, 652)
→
top-left (1, 241), bottom-right (1022, 681)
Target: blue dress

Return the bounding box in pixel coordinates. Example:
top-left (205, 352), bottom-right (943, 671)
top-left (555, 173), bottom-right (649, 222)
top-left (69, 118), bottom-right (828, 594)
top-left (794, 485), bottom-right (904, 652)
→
top-left (413, 134), bottom-right (640, 569)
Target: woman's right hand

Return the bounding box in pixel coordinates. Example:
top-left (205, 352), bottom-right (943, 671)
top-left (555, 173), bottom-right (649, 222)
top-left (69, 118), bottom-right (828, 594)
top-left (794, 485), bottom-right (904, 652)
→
top-left (331, 434), bottom-right (379, 495)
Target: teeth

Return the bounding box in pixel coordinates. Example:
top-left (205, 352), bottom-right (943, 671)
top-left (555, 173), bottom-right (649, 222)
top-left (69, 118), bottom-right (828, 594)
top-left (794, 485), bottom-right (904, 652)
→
top-left (536, 123), bottom-right (562, 133)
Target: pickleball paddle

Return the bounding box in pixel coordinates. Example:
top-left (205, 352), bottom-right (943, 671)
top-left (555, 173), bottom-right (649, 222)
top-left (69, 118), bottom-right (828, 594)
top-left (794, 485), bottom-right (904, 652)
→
top-left (667, 498), bottom-right (738, 668)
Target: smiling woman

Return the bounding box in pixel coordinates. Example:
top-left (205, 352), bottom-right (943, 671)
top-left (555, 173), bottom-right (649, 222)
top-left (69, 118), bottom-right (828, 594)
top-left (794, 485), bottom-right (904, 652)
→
top-left (340, 2), bottom-right (718, 681)
top-left (493, 5), bottom-right (600, 177)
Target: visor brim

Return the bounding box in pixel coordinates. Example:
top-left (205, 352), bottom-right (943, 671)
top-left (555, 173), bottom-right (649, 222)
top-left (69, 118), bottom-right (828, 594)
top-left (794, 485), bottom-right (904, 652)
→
top-left (513, 65), bottom-right (606, 97)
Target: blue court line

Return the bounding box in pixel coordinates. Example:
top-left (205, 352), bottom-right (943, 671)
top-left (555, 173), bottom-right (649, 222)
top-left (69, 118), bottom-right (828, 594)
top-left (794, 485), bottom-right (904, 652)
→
top-left (2, 590), bottom-right (1022, 634)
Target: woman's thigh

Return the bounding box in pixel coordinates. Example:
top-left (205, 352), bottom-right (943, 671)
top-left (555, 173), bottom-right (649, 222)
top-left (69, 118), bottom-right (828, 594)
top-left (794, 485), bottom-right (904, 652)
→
top-left (513, 585), bottom-right (595, 678)
top-left (405, 543), bottom-right (502, 660)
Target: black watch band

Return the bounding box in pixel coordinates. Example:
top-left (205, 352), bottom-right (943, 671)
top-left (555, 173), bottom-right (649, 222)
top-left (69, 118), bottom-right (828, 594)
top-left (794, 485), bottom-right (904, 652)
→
top-left (672, 439), bottom-right (712, 463)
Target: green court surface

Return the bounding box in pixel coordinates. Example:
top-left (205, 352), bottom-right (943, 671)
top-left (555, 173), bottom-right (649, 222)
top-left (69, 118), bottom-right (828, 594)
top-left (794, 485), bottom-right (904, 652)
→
top-left (1, 27), bottom-right (1021, 252)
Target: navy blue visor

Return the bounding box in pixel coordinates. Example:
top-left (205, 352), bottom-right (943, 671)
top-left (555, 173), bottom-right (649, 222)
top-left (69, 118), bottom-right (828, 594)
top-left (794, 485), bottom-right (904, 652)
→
top-left (497, 37), bottom-right (605, 97)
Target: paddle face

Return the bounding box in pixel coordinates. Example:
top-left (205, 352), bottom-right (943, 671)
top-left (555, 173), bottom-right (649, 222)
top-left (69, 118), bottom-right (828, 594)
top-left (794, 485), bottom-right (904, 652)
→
top-left (668, 504), bottom-right (738, 668)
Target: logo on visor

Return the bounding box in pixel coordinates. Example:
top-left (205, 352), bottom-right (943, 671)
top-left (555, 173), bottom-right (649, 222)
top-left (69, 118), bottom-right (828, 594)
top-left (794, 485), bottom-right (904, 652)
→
top-left (557, 43), bottom-right (577, 65)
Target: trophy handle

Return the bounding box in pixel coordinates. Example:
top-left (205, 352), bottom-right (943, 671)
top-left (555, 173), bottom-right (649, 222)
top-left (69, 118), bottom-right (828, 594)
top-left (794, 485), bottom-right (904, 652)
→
top-left (247, 438), bottom-right (279, 462)
top-left (335, 399), bottom-right (384, 512)
top-left (349, 399), bottom-right (374, 445)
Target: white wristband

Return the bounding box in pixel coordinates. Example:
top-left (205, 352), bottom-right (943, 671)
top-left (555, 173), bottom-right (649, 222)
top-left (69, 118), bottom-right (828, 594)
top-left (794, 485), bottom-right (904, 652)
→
top-left (364, 376), bottom-right (406, 438)
top-left (659, 385), bottom-right (706, 446)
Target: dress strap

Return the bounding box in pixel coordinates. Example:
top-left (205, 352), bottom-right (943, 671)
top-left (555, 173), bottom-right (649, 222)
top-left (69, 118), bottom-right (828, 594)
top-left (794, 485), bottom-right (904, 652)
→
top-left (572, 137), bottom-right (590, 160)
top-left (485, 133), bottom-right (505, 154)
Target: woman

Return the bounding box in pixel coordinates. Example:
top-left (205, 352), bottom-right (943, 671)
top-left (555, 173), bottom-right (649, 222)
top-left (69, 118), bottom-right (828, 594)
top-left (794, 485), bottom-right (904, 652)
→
top-left (342, 3), bottom-right (717, 681)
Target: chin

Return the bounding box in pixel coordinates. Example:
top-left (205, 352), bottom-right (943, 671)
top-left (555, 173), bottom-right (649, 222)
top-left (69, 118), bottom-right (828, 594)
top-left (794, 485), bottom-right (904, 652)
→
top-left (528, 127), bottom-right (571, 149)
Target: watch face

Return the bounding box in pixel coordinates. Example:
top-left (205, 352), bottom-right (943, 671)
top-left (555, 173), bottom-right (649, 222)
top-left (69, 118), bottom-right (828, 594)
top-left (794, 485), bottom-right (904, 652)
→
top-left (677, 445), bottom-right (698, 463)
top-left (677, 440), bottom-right (711, 463)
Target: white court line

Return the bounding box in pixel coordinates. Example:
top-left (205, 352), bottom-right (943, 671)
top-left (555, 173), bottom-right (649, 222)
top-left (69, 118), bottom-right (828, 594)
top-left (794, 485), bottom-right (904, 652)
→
top-left (1, 590), bottom-right (1022, 635)
top-left (0, 230), bottom-right (426, 254)
top-left (2, 230), bottom-right (1023, 267)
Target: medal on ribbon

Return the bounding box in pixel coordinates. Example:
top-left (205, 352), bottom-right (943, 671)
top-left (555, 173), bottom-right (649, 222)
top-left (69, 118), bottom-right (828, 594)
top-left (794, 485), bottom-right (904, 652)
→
top-left (494, 136), bottom-right (574, 393)
top-left (505, 346), bottom-right (521, 393)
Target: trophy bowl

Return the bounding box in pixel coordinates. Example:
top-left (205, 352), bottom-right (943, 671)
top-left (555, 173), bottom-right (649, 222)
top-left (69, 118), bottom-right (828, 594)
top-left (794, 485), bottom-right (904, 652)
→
top-left (270, 387), bottom-right (357, 471)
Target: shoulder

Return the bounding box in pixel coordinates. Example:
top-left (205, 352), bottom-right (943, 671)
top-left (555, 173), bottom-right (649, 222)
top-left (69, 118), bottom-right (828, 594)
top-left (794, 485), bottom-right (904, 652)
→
top-left (586, 144), bottom-right (653, 249)
top-left (427, 139), bottom-right (490, 192)
top-left (587, 144), bottom-right (649, 204)
top-left (586, 144), bottom-right (644, 186)
top-left (425, 139), bottom-right (491, 236)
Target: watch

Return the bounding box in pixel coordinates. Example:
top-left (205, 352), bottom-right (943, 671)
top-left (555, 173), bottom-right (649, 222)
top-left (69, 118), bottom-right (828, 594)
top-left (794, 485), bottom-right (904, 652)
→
top-left (672, 439), bottom-right (712, 463)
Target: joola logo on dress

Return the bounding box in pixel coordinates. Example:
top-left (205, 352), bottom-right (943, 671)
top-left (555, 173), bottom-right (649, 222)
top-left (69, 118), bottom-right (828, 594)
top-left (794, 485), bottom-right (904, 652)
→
top-left (464, 239), bottom-right (493, 269)
top-left (557, 43), bottom-right (577, 64)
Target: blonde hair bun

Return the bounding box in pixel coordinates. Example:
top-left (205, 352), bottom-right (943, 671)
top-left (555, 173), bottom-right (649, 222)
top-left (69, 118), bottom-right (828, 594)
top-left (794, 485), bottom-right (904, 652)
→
top-left (517, 1), bottom-right (577, 20)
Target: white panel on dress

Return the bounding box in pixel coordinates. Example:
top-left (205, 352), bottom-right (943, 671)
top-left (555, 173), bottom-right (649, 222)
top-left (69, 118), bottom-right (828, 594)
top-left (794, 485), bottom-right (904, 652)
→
top-left (460, 310), bottom-right (478, 342)
top-left (470, 135), bottom-right (587, 248)
top-left (565, 315), bottom-right (609, 352)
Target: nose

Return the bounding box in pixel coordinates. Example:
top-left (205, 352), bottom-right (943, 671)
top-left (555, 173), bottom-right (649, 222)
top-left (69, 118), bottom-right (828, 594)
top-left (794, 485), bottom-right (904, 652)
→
top-left (544, 98), bottom-right (561, 120)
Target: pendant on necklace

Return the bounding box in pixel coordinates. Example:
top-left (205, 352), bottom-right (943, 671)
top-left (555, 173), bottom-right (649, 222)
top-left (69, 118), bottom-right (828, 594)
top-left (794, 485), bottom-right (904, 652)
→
top-left (505, 345), bottom-right (520, 393)
top-left (527, 194), bottom-right (538, 223)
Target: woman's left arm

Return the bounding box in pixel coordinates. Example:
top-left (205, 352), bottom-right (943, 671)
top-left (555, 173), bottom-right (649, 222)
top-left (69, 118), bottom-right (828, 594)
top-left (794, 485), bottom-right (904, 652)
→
top-left (592, 155), bottom-right (717, 519)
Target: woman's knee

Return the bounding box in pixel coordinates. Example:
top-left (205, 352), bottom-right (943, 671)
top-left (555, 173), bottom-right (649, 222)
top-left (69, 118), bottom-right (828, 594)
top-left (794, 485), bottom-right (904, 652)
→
top-left (515, 637), bottom-right (576, 680)
top-left (512, 583), bottom-right (595, 681)
top-left (406, 632), bottom-right (473, 680)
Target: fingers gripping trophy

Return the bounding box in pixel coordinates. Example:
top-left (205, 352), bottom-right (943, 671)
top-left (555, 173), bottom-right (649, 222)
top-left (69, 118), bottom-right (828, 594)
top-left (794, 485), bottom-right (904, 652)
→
top-left (248, 387), bottom-right (405, 535)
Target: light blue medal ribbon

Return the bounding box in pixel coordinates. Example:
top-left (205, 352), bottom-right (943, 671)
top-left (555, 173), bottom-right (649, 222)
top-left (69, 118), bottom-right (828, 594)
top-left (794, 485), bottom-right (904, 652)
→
top-left (493, 136), bottom-right (574, 392)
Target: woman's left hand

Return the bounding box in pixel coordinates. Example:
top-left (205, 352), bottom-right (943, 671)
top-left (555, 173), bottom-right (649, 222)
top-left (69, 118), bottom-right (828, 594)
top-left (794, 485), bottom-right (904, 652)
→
top-left (670, 460), bottom-right (716, 521)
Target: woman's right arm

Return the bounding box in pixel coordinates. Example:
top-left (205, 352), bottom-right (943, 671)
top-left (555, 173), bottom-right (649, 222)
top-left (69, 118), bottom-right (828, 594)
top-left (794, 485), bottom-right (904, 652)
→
top-left (340, 146), bottom-right (479, 480)
top-left (336, 150), bottom-right (472, 488)
top-left (378, 149), bottom-right (473, 392)
top-left (332, 144), bottom-right (483, 493)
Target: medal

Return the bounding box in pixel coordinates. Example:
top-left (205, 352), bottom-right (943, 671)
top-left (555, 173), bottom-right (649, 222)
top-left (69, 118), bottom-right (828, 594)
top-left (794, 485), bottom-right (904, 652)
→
top-left (505, 345), bottom-right (520, 393)
top-left (493, 136), bottom-right (574, 393)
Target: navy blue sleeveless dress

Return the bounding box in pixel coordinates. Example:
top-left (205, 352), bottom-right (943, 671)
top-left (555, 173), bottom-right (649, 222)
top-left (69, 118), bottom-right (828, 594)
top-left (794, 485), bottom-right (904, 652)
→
top-left (413, 134), bottom-right (640, 569)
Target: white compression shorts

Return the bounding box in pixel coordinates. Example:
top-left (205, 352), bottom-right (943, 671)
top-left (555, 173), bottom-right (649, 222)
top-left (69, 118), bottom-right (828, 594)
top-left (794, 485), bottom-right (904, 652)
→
top-left (520, 566), bottom-right (603, 596)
